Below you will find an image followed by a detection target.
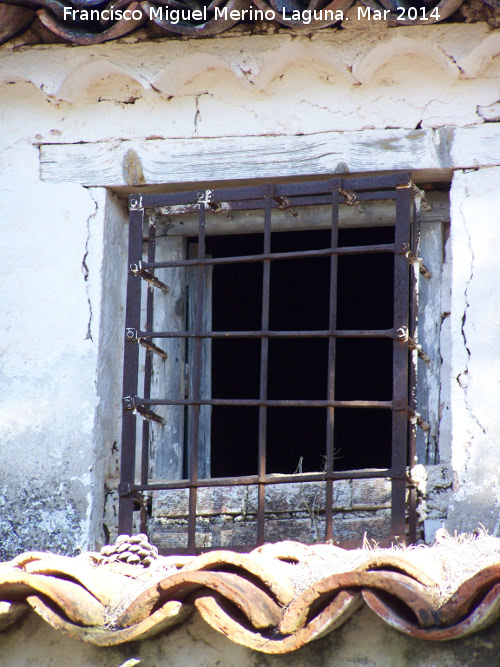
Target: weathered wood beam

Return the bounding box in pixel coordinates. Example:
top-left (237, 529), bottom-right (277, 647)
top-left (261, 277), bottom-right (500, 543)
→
top-left (39, 125), bottom-right (500, 188)
top-left (40, 128), bottom-right (449, 186)
top-left (156, 192), bottom-right (449, 236)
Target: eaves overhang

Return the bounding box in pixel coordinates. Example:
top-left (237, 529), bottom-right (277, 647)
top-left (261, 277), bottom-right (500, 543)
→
top-left (0, 0), bottom-right (499, 48)
top-left (2, 533), bottom-right (500, 653)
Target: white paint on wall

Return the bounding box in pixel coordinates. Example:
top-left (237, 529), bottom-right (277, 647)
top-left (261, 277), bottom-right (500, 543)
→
top-left (1, 25), bottom-right (500, 145)
top-left (0, 134), bottom-right (104, 556)
top-left (446, 168), bottom-right (500, 532)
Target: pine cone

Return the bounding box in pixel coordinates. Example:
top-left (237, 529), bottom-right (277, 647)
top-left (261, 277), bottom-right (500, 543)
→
top-left (100, 534), bottom-right (159, 567)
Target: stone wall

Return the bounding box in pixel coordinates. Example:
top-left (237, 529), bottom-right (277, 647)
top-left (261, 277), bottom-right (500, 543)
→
top-left (149, 479), bottom-right (392, 549)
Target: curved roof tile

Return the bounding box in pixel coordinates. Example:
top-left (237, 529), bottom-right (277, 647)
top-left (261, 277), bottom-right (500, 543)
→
top-left (2, 537), bottom-right (500, 652)
top-left (0, 0), bottom-right (498, 47)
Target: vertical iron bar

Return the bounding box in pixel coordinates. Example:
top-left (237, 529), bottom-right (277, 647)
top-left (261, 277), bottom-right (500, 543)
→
top-left (408, 196), bottom-right (420, 544)
top-left (391, 183), bottom-right (411, 543)
top-left (140, 215), bottom-right (156, 534)
top-left (257, 189), bottom-right (273, 546)
top-left (325, 183), bottom-right (341, 542)
top-left (119, 201), bottom-right (144, 535)
top-left (188, 199), bottom-right (206, 552)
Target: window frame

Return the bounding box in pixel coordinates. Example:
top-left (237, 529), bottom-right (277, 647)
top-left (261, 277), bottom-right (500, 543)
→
top-left (119, 173), bottom-right (420, 552)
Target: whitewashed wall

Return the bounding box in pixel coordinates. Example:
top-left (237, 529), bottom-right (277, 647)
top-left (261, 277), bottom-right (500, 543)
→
top-left (2, 604), bottom-right (500, 667)
top-left (446, 168), bottom-right (500, 534)
top-left (0, 142), bottom-right (99, 557)
top-left (1, 22), bottom-right (500, 557)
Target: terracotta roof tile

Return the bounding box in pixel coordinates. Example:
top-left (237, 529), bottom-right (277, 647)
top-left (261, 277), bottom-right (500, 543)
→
top-left (0, 0), bottom-right (498, 48)
top-left (2, 536), bottom-right (500, 652)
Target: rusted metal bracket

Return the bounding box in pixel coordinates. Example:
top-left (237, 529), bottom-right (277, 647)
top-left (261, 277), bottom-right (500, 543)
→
top-left (410, 182), bottom-right (432, 212)
top-left (136, 405), bottom-right (165, 425)
top-left (125, 328), bottom-right (167, 358)
top-left (125, 327), bottom-right (137, 341)
top-left (122, 395), bottom-right (165, 425)
top-left (273, 195), bottom-right (299, 218)
top-left (339, 188), bottom-right (358, 206)
top-left (118, 481), bottom-right (133, 496)
top-left (129, 262), bottom-right (170, 292)
top-left (396, 327), bottom-right (431, 362)
top-left (139, 338), bottom-right (168, 359)
top-left (405, 250), bottom-right (432, 279)
top-left (118, 486), bottom-right (145, 512)
top-left (197, 189), bottom-right (213, 207)
top-left (408, 409), bottom-right (430, 432)
top-left (197, 189), bottom-right (234, 215)
top-left (122, 395), bottom-right (136, 410)
top-left (408, 336), bottom-right (431, 363)
top-left (208, 201), bottom-right (229, 215)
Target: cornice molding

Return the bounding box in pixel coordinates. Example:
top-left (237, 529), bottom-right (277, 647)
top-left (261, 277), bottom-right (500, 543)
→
top-left (1, 25), bottom-right (499, 102)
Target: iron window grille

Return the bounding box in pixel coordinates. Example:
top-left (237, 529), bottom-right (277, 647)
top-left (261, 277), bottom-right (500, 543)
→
top-left (119, 173), bottom-right (423, 553)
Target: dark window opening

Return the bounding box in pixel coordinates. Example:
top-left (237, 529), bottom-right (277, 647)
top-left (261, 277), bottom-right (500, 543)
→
top-left (120, 174), bottom-right (416, 550)
top-left (206, 226), bottom-right (395, 478)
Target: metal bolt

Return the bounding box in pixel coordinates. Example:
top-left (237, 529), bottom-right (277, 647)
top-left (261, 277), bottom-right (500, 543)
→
top-left (129, 195), bottom-right (143, 210)
top-left (397, 326), bottom-right (408, 340)
top-left (123, 396), bottom-right (135, 410)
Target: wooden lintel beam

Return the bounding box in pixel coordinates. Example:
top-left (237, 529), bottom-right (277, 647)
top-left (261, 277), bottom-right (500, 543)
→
top-left (39, 125), bottom-right (500, 189)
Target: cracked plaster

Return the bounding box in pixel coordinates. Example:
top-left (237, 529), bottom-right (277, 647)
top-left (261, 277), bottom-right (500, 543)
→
top-left (445, 168), bottom-right (500, 535)
top-left (0, 142), bottom-right (115, 558)
top-left (2, 26), bottom-right (500, 142)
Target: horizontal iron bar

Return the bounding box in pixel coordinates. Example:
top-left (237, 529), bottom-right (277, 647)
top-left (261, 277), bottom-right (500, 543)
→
top-left (141, 243), bottom-right (396, 270)
top-left (157, 192), bottom-right (449, 238)
top-left (157, 190), bottom-right (398, 216)
top-left (130, 468), bottom-right (396, 491)
top-left (137, 398), bottom-right (394, 408)
top-left (137, 328), bottom-right (396, 340)
top-left (140, 174), bottom-right (410, 208)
